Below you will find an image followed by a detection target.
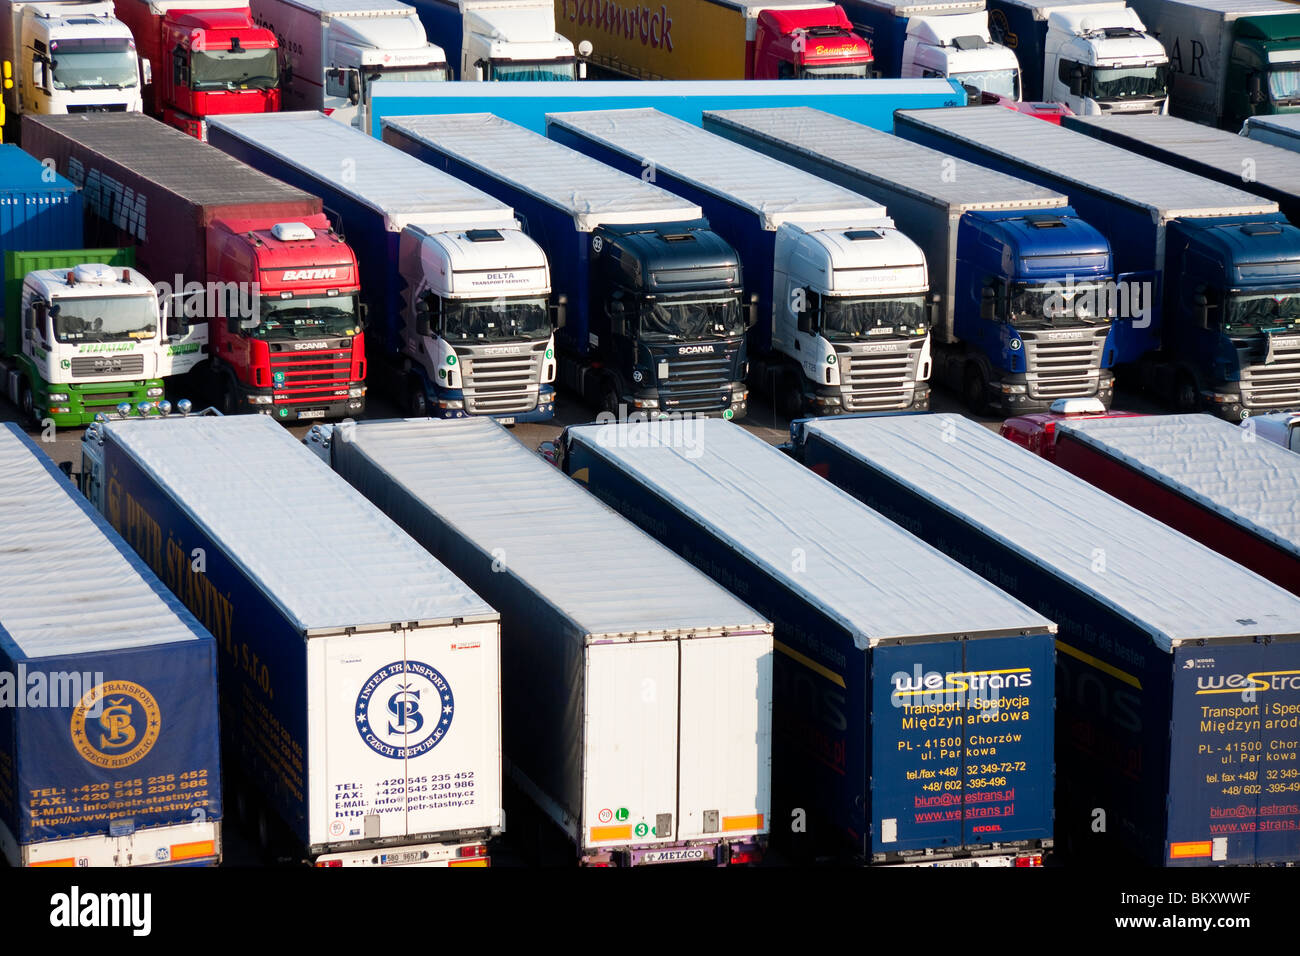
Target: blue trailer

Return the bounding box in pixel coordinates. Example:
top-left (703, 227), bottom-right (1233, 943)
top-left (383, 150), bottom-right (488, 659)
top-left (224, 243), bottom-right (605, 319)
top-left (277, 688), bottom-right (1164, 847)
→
top-left (559, 417), bottom-right (1057, 866)
top-left (79, 413), bottom-right (506, 867)
top-left (0, 423), bottom-right (221, 867)
top-left (549, 108), bottom-right (934, 417)
top-left (704, 106), bottom-right (1116, 413)
top-left (895, 105), bottom-right (1300, 419)
top-left (789, 412), bottom-right (1300, 866)
top-left (383, 112), bottom-right (751, 419)
top-left (1065, 113), bottom-right (1300, 225)
top-left (208, 112), bottom-right (558, 423)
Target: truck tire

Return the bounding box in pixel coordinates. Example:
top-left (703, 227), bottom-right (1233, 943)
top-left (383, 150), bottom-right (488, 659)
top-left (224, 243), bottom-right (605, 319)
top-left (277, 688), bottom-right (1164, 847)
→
top-left (1173, 371), bottom-right (1199, 412)
top-left (407, 377), bottom-right (429, 418)
top-left (963, 365), bottom-right (990, 416)
top-left (600, 380), bottom-right (621, 418)
top-left (17, 379), bottom-right (36, 428)
top-left (220, 375), bottom-right (240, 416)
top-left (778, 373), bottom-right (803, 420)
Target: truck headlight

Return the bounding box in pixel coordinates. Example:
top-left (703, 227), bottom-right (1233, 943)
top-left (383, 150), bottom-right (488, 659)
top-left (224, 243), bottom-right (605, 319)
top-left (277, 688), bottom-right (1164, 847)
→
top-left (814, 395), bottom-right (842, 406)
top-left (731, 387), bottom-right (748, 403)
top-left (998, 383), bottom-right (1028, 394)
top-left (348, 387), bottom-right (365, 398)
top-left (633, 398), bottom-right (659, 409)
top-left (146, 387), bottom-right (164, 397)
top-left (250, 395), bottom-right (274, 405)
top-left (439, 399), bottom-right (464, 410)
top-left (48, 392), bottom-right (69, 403)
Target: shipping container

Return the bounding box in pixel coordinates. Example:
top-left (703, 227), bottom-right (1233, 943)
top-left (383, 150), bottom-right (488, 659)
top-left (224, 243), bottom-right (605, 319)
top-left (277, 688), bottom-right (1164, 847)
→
top-left (791, 412), bottom-right (1300, 865)
top-left (0, 422), bottom-right (221, 867)
top-left (79, 413), bottom-right (503, 866)
top-left (1054, 412), bottom-right (1300, 594)
top-left (319, 416), bottom-right (772, 865)
top-left (560, 417), bottom-right (1056, 866)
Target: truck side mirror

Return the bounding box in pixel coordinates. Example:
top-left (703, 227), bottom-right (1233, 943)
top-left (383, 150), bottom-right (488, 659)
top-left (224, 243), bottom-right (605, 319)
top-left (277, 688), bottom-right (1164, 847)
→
top-left (796, 294), bottom-right (813, 334)
top-left (32, 58), bottom-right (45, 90)
top-left (980, 285), bottom-right (997, 321)
top-left (552, 293), bottom-right (567, 330)
top-left (474, 59), bottom-right (486, 82)
top-left (1069, 66), bottom-right (1084, 98)
top-left (747, 292), bottom-right (759, 329)
top-left (1249, 73), bottom-right (1265, 105)
top-left (358, 302), bottom-right (368, 329)
top-left (141, 58), bottom-right (152, 85)
top-left (1193, 293), bottom-right (1210, 328)
top-left (415, 302), bottom-right (431, 337)
top-left (227, 316), bottom-right (241, 335)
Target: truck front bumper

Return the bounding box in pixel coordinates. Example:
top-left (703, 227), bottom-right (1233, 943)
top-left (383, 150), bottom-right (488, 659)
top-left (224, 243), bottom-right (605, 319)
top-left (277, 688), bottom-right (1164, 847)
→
top-left (41, 380), bottom-right (165, 428)
top-left (988, 371), bottom-right (1113, 414)
top-left (242, 383), bottom-right (366, 423)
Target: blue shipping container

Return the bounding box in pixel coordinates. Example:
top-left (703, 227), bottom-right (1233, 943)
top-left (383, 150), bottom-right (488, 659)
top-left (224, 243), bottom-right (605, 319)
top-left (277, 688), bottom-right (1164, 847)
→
top-left (0, 144), bottom-right (83, 328)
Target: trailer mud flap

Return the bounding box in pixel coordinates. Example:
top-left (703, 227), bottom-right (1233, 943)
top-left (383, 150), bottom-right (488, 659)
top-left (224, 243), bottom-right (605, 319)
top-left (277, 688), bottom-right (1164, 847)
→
top-left (1170, 642), bottom-right (1300, 865)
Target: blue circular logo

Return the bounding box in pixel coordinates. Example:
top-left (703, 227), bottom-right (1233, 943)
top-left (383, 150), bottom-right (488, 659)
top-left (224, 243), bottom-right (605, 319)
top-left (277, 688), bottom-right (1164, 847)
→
top-left (355, 661), bottom-right (454, 760)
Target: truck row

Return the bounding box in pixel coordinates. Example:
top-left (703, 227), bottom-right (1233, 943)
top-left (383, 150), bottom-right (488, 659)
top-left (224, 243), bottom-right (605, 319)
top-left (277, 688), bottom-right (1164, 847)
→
top-left (5, 382), bottom-right (1300, 868)
top-left (6, 102), bottom-right (1300, 432)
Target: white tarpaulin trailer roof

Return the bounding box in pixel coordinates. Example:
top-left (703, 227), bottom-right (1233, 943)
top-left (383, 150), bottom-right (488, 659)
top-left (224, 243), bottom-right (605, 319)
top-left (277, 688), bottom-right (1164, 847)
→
top-left (803, 414), bottom-right (1300, 649)
top-left (209, 112), bottom-right (518, 234)
top-left (1057, 413), bottom-right (1300, 557)
top-left (1067, 114), bottom-right (1300, 197)
top-left (1244, 113), bottom-right (1300, 149)
top-left (565, 418), bottom-right (1053, 648)
top-left (894, 106), bottom-right (1280, 220)
top-left (382, 113), bottom-right (703, 232)
top-left (548, 109), bottom-right (890, 230)
top-left (331, 417), bottom-right (770, 640)
top-left (102, 414), bottom-right (495, 635)
top-left (704, 107), bottom-right (1068, 213)
top-left (0, 425), bottom-right (204, 658)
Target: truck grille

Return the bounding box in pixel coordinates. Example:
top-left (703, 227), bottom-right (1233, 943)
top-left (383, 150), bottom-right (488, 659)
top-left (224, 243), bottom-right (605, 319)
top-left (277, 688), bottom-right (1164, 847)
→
top-left (1021, 329), bottom-right (1109, 401)
top-left (66, 104), bottom-right (129, 113)
top-left (81, 391), bottom-right (138, 406)
top-left (70, 354), bottom-right (145, 377)
top-left (835, 338), bottom-right (925, 412)
top-left (1241, 335), bottom-right (1300, 411)
top-left (460, 341), bottom-right (547, 415)
top-left (268, 347), bottom-right (353, 402)
top-left (659, 350), bottom-right (735, 414)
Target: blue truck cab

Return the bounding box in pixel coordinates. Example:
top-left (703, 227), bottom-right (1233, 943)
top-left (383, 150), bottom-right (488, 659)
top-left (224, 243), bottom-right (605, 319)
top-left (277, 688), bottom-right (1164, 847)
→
top-left (895, 105), bottom-right (1300, 419)
top-left (383, 112), bottom-right (751, 420)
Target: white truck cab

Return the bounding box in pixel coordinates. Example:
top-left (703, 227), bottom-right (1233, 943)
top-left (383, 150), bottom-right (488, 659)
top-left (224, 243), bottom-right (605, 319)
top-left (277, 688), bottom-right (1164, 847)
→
top-left (1248, 410), bottom-right (1300, 452)
top-left (772, 220), bottom-right (932, 414)
top-left (904, 9), bottom-right (1023, 98)
top-left (399, 222), bottom-right (557, 418)
top-left (1045, 4), bottom-right (1169, 113)
top-left (459, 0), bottom-right (586, 80)
top-left (3, 0), bottom-right (143, 122)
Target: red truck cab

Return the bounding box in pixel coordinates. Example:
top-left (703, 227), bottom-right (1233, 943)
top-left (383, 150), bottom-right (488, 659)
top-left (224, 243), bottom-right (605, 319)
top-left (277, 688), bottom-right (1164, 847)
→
top-left (208, 214), bottom-right (366, 421)
top-left (979, 91), bottom-right (1074, 125)
top-left (115, 0), bottom-right (280, 140)
top-left (755, 6), bottom-right (873, 79)
top-left (1000, 398), bottom-right (1142, 461)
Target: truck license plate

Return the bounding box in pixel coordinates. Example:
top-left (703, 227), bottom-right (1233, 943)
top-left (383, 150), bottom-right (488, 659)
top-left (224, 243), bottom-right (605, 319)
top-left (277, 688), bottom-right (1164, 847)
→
top-left (496, 417), bottom-right (515, 425)
top-left (298, 409), bottom-right (326, 420)
top-left (379, 850), bottom-right (424, 866)
top-left (641, 847), bottom-right (711, 865)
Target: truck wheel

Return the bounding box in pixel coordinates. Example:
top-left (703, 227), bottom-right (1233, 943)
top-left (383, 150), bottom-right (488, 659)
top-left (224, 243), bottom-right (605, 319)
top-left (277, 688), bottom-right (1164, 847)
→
top-left (17, 380), bottom-right (36, 428)
top-left (963, 365), bottom-right (990, 416)
top-left (1173, 372), bottom-right (1199, 412)
top-left (599, 381), bottom-right (621, 418)
top-left (778, 374), bottom-right (804, 420)
top-left (220, 376), bottom-right (240, 416)
top-left (407, 378), bottom-right (429, 418)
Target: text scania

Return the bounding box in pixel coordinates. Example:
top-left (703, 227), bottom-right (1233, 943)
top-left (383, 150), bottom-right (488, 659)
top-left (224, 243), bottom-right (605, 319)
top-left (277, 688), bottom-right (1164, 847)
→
top-left (565, 0), bottom-right (673, 49)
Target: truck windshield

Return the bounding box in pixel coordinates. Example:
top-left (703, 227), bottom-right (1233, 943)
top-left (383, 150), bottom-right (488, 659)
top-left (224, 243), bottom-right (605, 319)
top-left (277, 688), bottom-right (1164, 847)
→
top-left (367, 65), bottom-right (450, 85)
top-left (821, 294), bottom-right (926, 340)
top-left (952, 68), bottom-right (1019, 100)
top-left (1269, 68), bottom-right (1300, 106)
top-left (443, 296), bottom-right (551, 343)
top-left (50, 295), bottom-right (156, 343)
top-left (489, 60), bottom-right (576, 81)
top-left (799, 63), bottom-right (871, 79)
top-left (1223, 290), bottom-right (1300, 333)
top-left (50, 38), bottom-right (138, 90)
top-left (639, 296), bottom-right (744, 341)
top-left (192, 49), bottom-right (279, 91)
top-left (1088, 64), bottom-right (1167, 101)
top-left (249, 295), bottom-right (359, 339)
top-left (1008, 283), bottom-right (1113, 327)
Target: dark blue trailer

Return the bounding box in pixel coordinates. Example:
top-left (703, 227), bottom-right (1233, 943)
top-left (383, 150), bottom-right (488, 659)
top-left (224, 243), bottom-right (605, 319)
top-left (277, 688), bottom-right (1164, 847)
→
top-left (0, 423), bottom-right (221, 867)
top-left (894, 105), bottom-right (1300, 420)
top-left (560, 417), bottom-right (1057, 866)
top-left (80, 413), bottom-right (505, 867)
top-left (790, 412), bottom-right (1300, 866)
top-left (382, 111), bottom-right (751, 419)
top-left (209, 111), bottom-right (558, 423)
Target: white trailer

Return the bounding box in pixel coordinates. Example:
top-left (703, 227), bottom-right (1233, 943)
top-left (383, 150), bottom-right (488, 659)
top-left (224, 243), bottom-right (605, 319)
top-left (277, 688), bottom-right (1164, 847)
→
top-left (318, 416), bottom-right (773, 866)
top-left (249, 0), bottom-right (446, 129)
